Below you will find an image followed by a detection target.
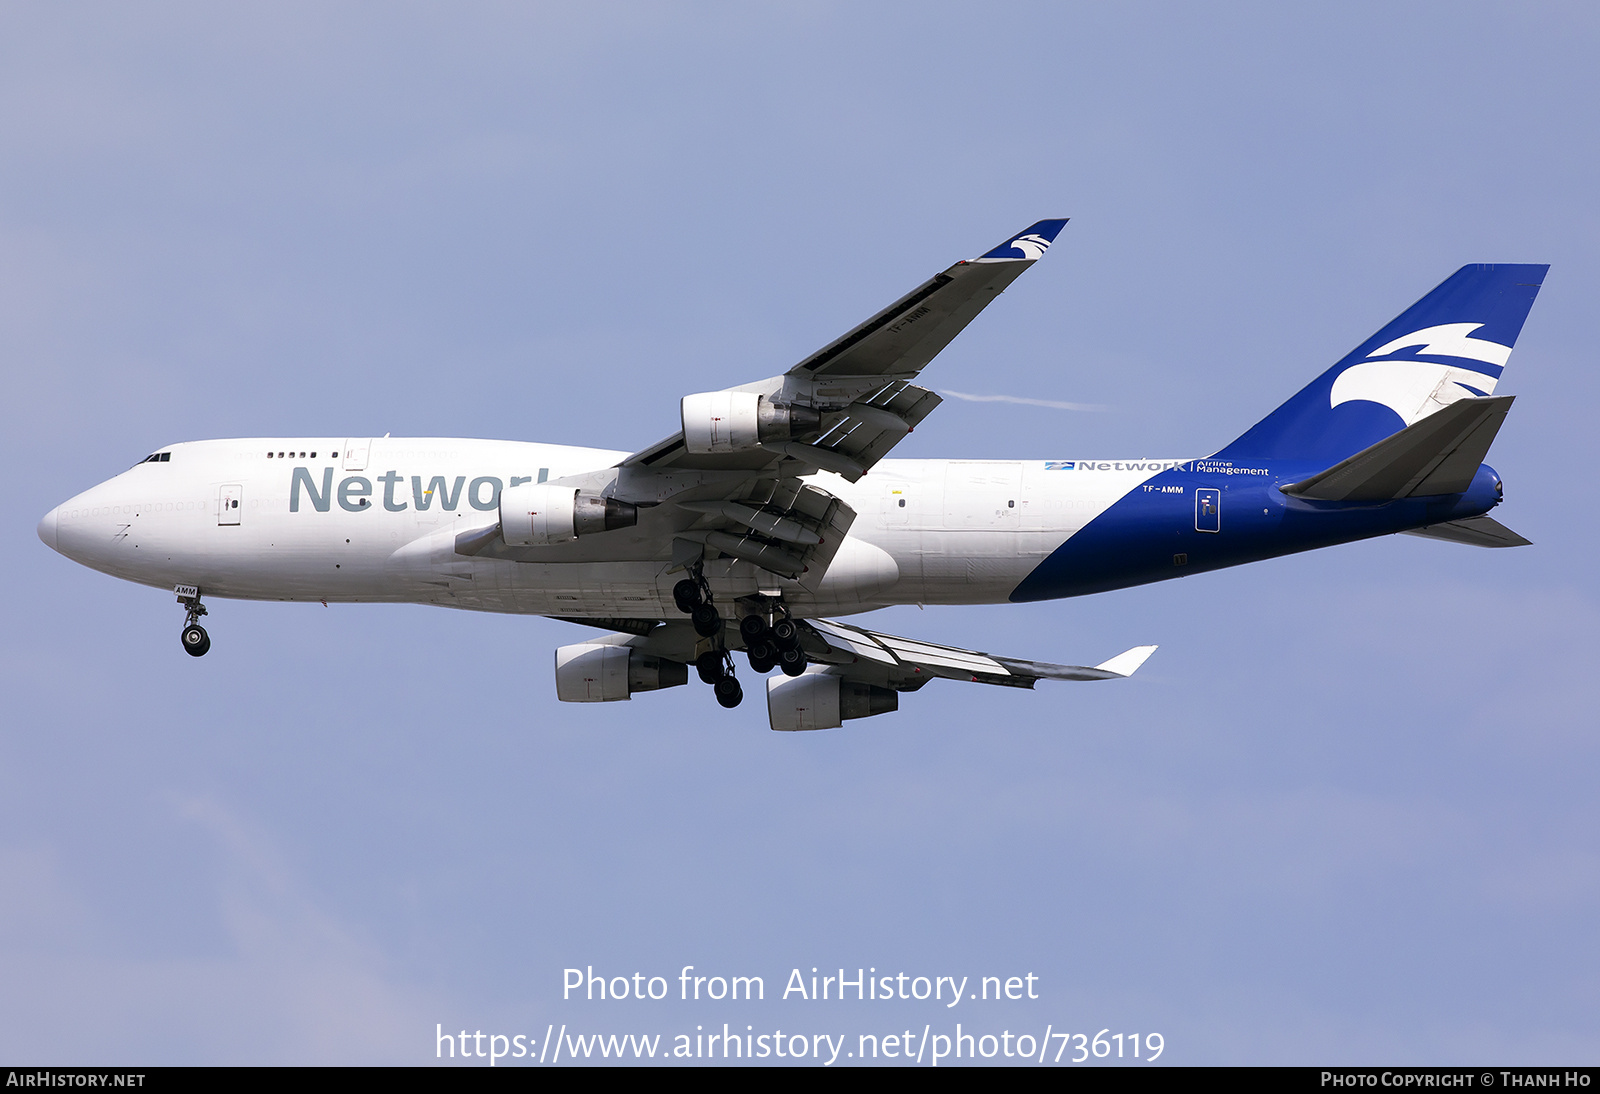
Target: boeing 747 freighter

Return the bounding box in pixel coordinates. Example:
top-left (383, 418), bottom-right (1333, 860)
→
top-left (38, 221), bottom-right (1543, 730)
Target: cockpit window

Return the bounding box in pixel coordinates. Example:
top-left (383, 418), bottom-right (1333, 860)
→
top-left (137, 452), bottom-right (172, 465)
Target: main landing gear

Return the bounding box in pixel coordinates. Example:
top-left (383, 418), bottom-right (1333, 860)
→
top-left (674, 574), bottom-right (722, 638)
top-left (739, 610), bottom-right (806, 677)
top-left (676, 565), bottom-right (742, 708)
top-left (673, 566), bottom-right (813, 709)
top-left (694, 650), bottom-right (744, 709)
top-left (177, 589), bottom-right (210, 657)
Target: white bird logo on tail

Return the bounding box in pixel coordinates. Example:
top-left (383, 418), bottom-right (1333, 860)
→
top-left (1330, 323), bottom-right (1511, 428)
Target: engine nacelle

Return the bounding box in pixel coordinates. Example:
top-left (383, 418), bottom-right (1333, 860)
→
top-left (681, 392), bottom-right (822, 454)
top-left (766, 672), bottom-right (898, 731)
top-left (554, 643), bottom-right (688, 702)
top-left (501, 483), bottom-right (637, 546)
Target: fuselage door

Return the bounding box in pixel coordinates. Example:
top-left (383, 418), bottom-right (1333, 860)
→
top-left (884, 484), bottom-right (911, 526)
top-left (342, 439), bottom-right (371, 471)
top-left (1195, 488), bottom-right (1221, 533)
top-left (218, 483), bottom-right (243, 526)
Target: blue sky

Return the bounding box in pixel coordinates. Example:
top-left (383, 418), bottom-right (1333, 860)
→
top-left (3, 2), bottom-right (1597, 1064)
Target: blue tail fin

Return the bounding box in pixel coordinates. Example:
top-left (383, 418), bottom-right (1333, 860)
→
top-left (1214, 264), bottom-right (1548, 466)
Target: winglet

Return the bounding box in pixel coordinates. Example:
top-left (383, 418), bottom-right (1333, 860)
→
top-left (1093, 644), bottom-right (1158, 677)
top-left (977, 218), bottom-right (1069, 262)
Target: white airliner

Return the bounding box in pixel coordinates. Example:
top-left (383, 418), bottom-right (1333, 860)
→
top-left (37, 221), bottom-right (1545, 731)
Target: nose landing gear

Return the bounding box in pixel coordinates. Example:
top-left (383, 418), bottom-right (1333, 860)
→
top-left (176, 586), bottom-right (211, 657)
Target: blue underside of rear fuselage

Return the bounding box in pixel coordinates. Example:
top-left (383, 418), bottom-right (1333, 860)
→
top-left (1009, 462), bottom-right (1504, 602)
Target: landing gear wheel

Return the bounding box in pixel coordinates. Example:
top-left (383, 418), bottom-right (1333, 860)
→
top-left (747, 652), bottom-right (776, 674)
top-left (771, 618), bottom-right (800, 650)
top-left (181, 624), bottom-right (211, 657)
top-left (713, 676), bottom-right (744, 708)
top-left (739, 614), bottom-right (769, 643)
top-left (779, 647), bottom-right (807, 677)
top-left (176, 589), bottom-right (210, 657)
top-left (691, 604), bottom-right (722, 637)
top-left (673, 579), bottom-right (703, 614)
top-left (695, 650), bottom-right (724, 685)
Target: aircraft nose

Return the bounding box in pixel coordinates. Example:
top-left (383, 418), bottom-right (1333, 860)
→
top-left (37, 505), bottom-right (60, 553)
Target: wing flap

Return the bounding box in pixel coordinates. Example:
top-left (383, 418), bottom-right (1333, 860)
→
top-left (665, 477), bottom-right (857, 582)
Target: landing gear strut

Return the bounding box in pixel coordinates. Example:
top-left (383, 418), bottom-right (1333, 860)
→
top-left (177, 589), bottom-right (210, 657)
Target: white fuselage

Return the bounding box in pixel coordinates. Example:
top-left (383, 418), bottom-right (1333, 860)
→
top-left (39, 438), bottom-right (1177, 618)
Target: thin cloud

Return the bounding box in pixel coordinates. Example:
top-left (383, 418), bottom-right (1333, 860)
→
top-left (941, 389), bottom-right (1107, 412)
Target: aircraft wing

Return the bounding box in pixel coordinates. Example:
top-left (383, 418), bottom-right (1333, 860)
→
top-left (797, 617), bottom-right (1156, 690)
top-left (622, 218), bottom-right (1069, 482)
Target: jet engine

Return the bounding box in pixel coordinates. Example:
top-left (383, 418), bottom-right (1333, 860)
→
top-left (500, 483), bottom-right (637, 546)
top-left (681, 392), bottom-right (822, 454)
top-left (765, 672), bottom-right (898, 731)
top-left (554, 643), bottom-right (688, 702)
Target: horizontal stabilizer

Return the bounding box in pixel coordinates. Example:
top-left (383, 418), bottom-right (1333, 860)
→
top-left (1283, 395), bottom-right (1513, 501)
top-left (1401, 515), bottom-right (1531, 548)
